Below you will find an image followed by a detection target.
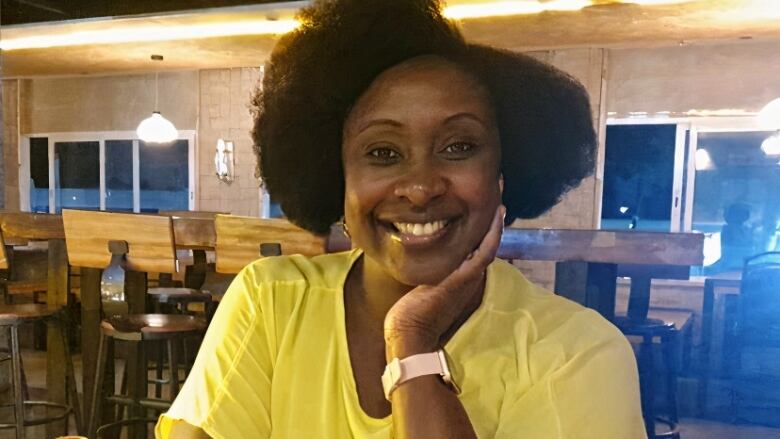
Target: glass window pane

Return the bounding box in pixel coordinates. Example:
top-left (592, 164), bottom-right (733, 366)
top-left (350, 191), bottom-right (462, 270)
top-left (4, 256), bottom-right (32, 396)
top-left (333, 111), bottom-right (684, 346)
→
top-left (54, 141), bottom-right (99, 213)
top-left (139, 140), bottom-right (189, 212)
top-left (105, 140), bottom-right (134, 212)
top-left (601, 124), bottom-right (677, 231)
top-left (693, 131), bottom-right (780, 273)
top-left (29, 137), bottom-right (49, 213)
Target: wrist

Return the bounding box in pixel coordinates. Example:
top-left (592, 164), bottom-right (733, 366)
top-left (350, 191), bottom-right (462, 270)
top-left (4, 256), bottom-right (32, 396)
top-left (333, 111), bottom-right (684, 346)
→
top-left (384, 334), bottom-right (438, 360)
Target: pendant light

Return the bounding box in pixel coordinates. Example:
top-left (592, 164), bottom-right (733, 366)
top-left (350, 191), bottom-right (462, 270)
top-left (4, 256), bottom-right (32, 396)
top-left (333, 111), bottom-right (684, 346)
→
top-left (136, 55), bottom-right (178, 144)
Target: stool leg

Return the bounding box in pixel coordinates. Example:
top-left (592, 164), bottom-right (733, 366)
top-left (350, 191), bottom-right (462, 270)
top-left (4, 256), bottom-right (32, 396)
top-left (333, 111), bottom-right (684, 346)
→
top-left (638, 334), bottom-right (655, 439)
top-left (89, 332), bottom-right (110, 439)
top-left (167, 339), bottom-right (180, 399)
top-left (662, 333), bottom-right (680, 426)
top-left (10, 325), bottom-right (25, 439)
top-left (60, 315), bottom-right (83, 435)
top-left (155, 340), bottom-right (164, 398)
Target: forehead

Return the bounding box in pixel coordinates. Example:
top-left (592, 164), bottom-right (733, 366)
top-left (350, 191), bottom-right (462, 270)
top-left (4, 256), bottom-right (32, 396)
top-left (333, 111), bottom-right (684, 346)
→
top-left (345, 55), bottom-right (494, 127)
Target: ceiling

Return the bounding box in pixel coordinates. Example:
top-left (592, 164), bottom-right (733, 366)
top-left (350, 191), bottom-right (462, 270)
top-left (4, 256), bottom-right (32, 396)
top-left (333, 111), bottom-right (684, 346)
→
top-left (0, 0), bottom-right (306, 25)
top-left (2, 0), bottom-right (780, 77)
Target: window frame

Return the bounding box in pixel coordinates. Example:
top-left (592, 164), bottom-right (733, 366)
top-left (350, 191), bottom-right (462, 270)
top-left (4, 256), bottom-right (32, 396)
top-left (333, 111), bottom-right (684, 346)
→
top-left (604, 116), bottom-right (769, 233)
top-left (19, 130), bottom-right (198, 213)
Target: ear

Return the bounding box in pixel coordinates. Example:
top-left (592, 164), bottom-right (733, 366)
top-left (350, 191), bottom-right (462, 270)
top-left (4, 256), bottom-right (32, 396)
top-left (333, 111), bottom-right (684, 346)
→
top-left (498, 173), bottom-right (504, 195)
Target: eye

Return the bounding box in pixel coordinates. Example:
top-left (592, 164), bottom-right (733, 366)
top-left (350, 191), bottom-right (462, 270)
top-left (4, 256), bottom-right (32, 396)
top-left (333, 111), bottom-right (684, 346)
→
top-left (367, 147), bottom-right (400, 161)
top-left (443, 142), bottom-right (476, 156)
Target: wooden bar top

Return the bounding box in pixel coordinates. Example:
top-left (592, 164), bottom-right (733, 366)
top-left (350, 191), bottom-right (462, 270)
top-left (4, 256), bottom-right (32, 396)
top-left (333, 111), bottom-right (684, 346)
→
top-left (0, 212), bottom-right (704, 267)
top-left (497, 228), bottom-right (704, 266)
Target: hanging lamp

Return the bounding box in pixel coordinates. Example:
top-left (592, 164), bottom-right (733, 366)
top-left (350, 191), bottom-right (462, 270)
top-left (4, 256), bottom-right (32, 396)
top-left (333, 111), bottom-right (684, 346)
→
top-left (136, 55), bottom-right (178, 144)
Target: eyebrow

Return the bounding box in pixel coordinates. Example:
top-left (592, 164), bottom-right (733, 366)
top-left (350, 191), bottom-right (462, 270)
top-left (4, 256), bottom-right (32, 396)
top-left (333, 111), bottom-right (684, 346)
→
top-left (356, 112), bottom-right (488, 135)
top-left (442, 112), bottom-right (490, 128)
top-left (355, 118), bottom-right (404, 134)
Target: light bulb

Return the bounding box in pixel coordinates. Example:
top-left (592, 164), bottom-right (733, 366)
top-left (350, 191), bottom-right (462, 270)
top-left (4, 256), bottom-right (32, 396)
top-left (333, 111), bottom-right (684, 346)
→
top-left (761, 134), bottom-right (780, 156)
top-left (136, 112), bottom-right (178, 144)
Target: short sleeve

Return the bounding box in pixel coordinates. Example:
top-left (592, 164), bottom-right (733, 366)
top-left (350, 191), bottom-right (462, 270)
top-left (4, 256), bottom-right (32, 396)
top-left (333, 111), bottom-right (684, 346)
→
top-left (494, 328), bottom-right (647, 439)
top-left (155, 268), bottom-right (275, 439)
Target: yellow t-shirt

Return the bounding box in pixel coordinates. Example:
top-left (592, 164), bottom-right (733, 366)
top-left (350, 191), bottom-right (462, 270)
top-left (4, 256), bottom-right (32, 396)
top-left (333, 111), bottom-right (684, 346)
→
top-left (156, 249), bottom-right (646, 439)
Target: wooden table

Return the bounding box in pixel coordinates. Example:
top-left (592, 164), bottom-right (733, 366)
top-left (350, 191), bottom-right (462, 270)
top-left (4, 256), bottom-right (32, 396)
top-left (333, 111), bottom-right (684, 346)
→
top-left (499, 228), bottom-right (703, 321)
top-left (0, 212), bottom-right (70, 436)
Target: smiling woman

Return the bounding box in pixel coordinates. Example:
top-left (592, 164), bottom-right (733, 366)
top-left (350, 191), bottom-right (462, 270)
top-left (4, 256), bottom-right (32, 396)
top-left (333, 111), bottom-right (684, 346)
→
top-left (155, 0), bottom-right (645, 438)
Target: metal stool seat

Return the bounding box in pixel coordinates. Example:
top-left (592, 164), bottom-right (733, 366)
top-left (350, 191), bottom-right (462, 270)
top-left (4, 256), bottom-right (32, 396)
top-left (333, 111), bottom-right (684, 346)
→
top-left (614, 316), bottom-right (681, 439)
top-left (0, 304), bottom-right (81, 439)
top-left (89, 314), bottom-right (207, 437)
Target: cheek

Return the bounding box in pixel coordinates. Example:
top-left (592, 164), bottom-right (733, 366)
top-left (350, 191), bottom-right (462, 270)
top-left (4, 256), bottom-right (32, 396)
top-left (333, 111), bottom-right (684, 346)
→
top-left (342, 169), bottom-right (390, 234)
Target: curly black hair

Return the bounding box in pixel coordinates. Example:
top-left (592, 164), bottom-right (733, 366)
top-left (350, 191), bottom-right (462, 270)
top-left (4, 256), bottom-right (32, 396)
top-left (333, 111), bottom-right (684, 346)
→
top-left (252, 0), bottom-right (596, 236)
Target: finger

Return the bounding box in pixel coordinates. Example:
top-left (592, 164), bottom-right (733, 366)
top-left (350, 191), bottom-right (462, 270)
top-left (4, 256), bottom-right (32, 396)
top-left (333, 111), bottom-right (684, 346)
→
top-left (440, 205), bottom-right (505, 292)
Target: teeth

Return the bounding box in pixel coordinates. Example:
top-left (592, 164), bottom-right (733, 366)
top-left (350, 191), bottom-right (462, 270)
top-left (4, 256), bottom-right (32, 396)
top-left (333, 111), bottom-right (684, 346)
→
top-left (392, 220), bottom-right (447, 236)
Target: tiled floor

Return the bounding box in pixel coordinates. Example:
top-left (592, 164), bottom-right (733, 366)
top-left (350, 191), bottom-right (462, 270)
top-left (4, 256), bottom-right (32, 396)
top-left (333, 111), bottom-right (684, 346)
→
top-left (6, 349), bottom-right (780, 438)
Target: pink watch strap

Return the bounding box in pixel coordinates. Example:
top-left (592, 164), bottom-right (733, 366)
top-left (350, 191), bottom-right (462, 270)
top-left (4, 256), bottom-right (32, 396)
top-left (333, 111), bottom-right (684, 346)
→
top-left (382, 350), bottom-right (451, 400)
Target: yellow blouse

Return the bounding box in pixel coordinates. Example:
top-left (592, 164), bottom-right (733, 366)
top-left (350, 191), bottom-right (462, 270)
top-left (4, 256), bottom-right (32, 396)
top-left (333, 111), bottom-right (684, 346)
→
top-left (156, 249), bottom-right (646, 438)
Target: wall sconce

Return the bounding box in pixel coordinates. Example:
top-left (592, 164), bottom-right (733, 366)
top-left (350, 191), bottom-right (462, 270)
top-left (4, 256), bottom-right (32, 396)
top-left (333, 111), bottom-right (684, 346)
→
top-left (215, 139), bottom-right (235, 183)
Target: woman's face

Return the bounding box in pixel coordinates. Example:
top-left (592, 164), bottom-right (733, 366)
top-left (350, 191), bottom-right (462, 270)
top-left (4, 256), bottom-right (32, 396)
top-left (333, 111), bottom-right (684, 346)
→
top-left (342, 56), bottom-right (502, 286)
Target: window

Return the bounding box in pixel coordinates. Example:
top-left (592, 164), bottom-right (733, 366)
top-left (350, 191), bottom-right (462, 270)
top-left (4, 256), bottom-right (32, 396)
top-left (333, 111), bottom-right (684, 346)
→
top-left (20, 131), bottom-right (195, 213)
top-left (692, 130), bottom-right (780, 272)
top-left (601, 124), bottom-right (679, 231)
top-left (602, 118), bottom-right (780, 273)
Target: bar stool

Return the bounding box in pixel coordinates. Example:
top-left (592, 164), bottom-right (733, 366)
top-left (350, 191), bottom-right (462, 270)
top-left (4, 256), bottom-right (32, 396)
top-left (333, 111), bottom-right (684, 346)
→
top-left (0, 304), bottom-right (81, 439)
top-left (614, 315), bottom-right (684, 439)
top-left (88, 314), bottom-right (206, 436)
top-left (61, 209), bottom-right (208, 438)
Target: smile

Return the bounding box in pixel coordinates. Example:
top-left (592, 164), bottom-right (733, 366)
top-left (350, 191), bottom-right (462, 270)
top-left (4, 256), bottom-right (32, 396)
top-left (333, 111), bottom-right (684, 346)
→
top-left (392, 220), bottom-right (448, 237)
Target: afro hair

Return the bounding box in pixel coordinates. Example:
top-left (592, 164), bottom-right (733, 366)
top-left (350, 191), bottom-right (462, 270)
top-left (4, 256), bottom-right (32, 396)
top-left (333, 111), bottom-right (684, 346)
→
top-left (252, 0), bottom-right (596, 235)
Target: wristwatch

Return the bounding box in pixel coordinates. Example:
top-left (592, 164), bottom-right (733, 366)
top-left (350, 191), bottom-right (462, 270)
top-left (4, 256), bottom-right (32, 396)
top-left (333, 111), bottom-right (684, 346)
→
top-left (381, 349), bottom-right (460, 400)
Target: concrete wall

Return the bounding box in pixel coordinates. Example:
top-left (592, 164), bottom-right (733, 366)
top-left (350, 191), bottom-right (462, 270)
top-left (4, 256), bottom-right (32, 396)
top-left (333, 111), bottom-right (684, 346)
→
top-left (21, 71), bottom-right (198, 134)
top-left (3, 69), bottom-right (263, 215)
top-left (2, 80), bottom-right (20, 210)
top-left (607, 40), bottom-right (780, 117)
top-left (197, 68), bottom-right (262, 216)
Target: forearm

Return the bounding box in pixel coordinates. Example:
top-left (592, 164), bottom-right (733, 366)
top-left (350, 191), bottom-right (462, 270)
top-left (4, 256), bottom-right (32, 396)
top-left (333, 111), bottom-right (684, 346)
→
top-left (387, 339), bottom-right (477, 439)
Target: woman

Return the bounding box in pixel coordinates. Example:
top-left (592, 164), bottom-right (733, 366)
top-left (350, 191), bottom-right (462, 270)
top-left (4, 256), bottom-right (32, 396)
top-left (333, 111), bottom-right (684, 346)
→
top-left (157, 0), bottom-right (645, 437)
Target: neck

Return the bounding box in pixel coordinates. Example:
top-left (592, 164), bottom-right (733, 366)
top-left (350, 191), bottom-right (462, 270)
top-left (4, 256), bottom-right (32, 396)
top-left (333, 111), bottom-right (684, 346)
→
top-left (347, 255), bottom-right (413, 326)
top-left (345, 253), bottom-right (487, 346)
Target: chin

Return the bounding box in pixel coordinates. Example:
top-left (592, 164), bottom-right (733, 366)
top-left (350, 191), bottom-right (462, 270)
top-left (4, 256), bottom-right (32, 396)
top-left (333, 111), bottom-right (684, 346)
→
top-left (392, 258), bottom-right (461, 287)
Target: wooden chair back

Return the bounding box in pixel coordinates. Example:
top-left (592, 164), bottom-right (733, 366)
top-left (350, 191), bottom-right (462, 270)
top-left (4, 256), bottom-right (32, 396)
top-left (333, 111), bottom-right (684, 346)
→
top-left (62, 209), bottom-right (177, 273)
top-left (215, 215), bottom-right (326, 274)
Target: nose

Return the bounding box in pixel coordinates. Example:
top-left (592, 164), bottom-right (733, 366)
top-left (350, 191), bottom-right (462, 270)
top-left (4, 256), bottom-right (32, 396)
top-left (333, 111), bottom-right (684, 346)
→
top-left (393, 164), bottom-right (447, 207)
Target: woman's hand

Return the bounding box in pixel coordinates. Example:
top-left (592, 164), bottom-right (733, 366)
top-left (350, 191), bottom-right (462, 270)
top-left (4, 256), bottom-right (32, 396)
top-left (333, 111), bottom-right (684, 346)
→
top-left (384, 205), bottom-right (506, 358)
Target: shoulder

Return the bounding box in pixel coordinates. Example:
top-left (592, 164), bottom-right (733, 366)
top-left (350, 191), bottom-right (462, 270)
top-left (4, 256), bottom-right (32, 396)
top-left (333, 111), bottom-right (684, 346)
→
top-left (485, 259), bottom-right (627, 355)
top-left (237, 249), bottom-right (359, 291)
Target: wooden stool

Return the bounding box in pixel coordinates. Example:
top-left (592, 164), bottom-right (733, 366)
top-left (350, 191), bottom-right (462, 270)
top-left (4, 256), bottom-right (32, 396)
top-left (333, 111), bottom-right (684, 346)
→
top-left (146, 287), bottom-right (211, 397)
top-left (62, 209), bottom-right (204, 438)
top-left (88, 314), bottom-right (206, 437)
top-left (0, 304), bottom-right (81, 439)
top-left (615, 312), bottom-right (691, 439)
